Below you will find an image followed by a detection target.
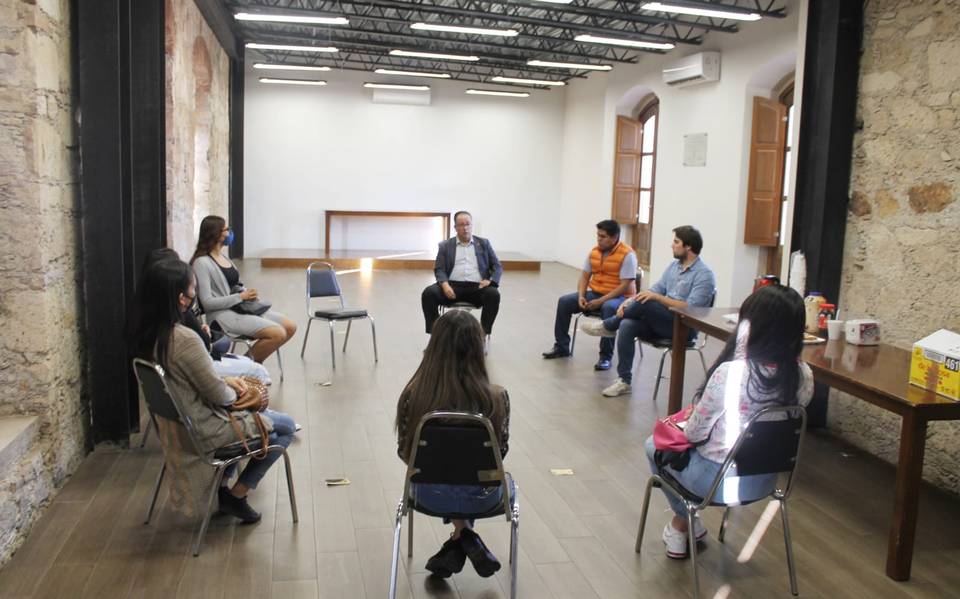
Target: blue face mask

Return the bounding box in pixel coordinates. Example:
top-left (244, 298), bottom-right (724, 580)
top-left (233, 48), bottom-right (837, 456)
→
top-left (224, 229), bottom-right (235, 246)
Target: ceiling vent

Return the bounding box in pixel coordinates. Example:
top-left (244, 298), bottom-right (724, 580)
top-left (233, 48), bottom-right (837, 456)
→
top-left (662, 52), bottom-right (720, 87)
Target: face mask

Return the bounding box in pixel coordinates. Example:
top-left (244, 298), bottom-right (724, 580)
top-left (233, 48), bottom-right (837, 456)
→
top-left (224, 229), bottom-right (235, 246)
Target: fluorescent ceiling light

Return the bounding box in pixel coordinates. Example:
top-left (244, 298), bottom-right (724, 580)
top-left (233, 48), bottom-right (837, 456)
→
top-left (253, 63), bottom-right (331, 71)
top-left (410, 22), bottom-right (519, 37)
top-left (246, 43), bottom-right (338, 53)
top-left (466, 89), bottom-right (530, 97)
top-left (235, 12), bottom-right (349, 25)
top-left (529, 0), bottom-right (574, 3)
top-left (364, 83), bottom-right (431, 90)
top-left (259, 77), bottom-right (327, 86)
top-left (642, 2), bottom-right (761, 21)
top-left (490, 76), bottom-right (565, 86)
top-left (527, 59), bottom-right (612, 71)
top-left (374, 68), bottom-right (451, 78)
top-left (574, 34), bottom-right (675, 50)
top-left (389, 49), bottom-right (480, 61)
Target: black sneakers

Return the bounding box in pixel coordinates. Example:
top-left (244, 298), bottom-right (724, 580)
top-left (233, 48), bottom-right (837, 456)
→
top-left (458, 528), bottom-right (501, 577)
top-left (425, 538), bottom-right (467, 578)
top-left (217, 487), bottom-right (262, 524)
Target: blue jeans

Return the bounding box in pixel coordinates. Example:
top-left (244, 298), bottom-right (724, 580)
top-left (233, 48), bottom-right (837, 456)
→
top-left (263, 409), bottom-right (297, 435)
top-left (553, 291), bottom-right (625, 359)
top-left (644, 436), bottom-right (775, 517)
top-left (603, 300), bottom-right (682, 384)
top-left (412, 478), bottom-right (516, 523)
top-left (225, 430), bottom-right (294, 490)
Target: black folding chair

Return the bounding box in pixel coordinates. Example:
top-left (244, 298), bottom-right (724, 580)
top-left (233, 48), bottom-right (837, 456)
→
top-left (299, 261), bottom-right (377, 369)
top-left (388, 412), bottom-right (519, 599)
top-left (636, 405), bottom-right (807, 598)
top-left (645, 289), bottom-right (716, 402)
top-left (132, 358), bottom-right (298, 556)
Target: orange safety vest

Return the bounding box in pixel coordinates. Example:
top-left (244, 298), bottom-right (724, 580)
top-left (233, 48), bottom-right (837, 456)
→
top-left (588, 241), bottom-right (634, 296)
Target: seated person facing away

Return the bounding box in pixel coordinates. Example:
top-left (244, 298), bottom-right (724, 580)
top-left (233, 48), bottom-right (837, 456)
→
top-left (128, 258), bottom-right (295, 524)
top-left (396, 310), bottom-right (512, 579)
top-left (191, 215), bottom-right (296, 364)
top-left (421, 210), bottom-right (503, 336)
top-left (542, 219), bottom-right (637, 371)
top-left (644, 284), bottom-right (813, 559)
top-left (582, 225), bottom-right (716, 397)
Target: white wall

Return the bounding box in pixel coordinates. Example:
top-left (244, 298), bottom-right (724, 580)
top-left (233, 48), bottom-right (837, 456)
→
top-left (244, 68), bottom-right (565, 258)
top-left (554, 6), bottom-right (801, 307)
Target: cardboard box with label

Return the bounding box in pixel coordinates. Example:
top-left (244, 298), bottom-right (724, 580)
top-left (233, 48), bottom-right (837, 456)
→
top-left (909, 329), bottom-right (960, 401)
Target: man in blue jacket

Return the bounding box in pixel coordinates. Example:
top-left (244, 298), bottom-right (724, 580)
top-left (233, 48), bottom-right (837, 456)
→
top-left (421, 211), bottom-right (503, 335)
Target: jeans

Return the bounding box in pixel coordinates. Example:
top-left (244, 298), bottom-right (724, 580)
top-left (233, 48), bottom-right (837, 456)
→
top-left (603, 300), bottom-right (684, 384)
top-left (263, 409), bottom-right (297, 435)
top-left (644, 436), bottom-right (775, 518)
top-left (225, 430), bottom-right (294, 490)
top-left (553, 291), bottom-right (625, 358)
top-left (412, 477), bottom-right (517, 524)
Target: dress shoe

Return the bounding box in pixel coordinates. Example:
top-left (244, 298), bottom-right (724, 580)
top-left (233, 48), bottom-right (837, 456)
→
top-left (459, 528), bottom-right (501, 577)
top-left (217, 487), bottom-right (262, 524)
top-left (425, 537), bottom-right (467, 578)
top-left (594, 358), bottom-right (612, 371)
top-left (541, 345), bottom-right (571, 359)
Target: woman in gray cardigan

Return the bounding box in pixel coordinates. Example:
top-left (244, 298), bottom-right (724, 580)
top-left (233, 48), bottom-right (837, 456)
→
top-left (129, 258), bottom-right (293, 523)
top-left (191, 215), bottom-right (296, 363)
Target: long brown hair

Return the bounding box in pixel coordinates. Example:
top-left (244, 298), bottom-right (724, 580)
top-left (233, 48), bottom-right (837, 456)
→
top-left (395, 310), bottom-right (503, 458)
top-left (190, 215), bottom-right (225, 264)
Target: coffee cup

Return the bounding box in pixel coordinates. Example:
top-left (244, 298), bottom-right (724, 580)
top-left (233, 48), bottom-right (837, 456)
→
top-left (827, 319), bottom-right (844, 341)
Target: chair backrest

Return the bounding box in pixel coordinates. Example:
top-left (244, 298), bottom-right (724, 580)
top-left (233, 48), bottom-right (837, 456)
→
top-left (132, 358), bottom-right (208, 457)
top-left (703, 405), bottom-right (807, 505)
top-left (402, 412), bottom-right (512, 519)
top-left (306, 261), bottom-right (342, 298)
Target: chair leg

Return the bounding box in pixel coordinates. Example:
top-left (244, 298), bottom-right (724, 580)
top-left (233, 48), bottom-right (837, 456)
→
top-left (388, 498), bottom-right (405, 599)
top-left (328, 321), bottom-right (336, 370)
top-left (342, 320), bottom-right (352, 353)
top-left (696, 348), bottom-right (708, 375)
top-left (282, 450), bottom-right (299, 523)
top-left (651, 349), bottom-right (670, 402)
top-left (719, 506), bottom-right (731, 543)
top-left (635, 475), bottom-right (657, 552)
top-left (276, 348), bottom-right (284, 382)
top-left (780, 500), bottom-right (799, 596)
top-left (407, 509), bottom-right (414, 558)
top-left (687, 508), bottom-right (701, 599)
top-left (139, 419), bottom-right (152, 448)
top-left (144, 462), bottom-right (166, 524)
top-left (570, 313), bottom-right (580, 356)
top-left (192, 465), bottom-right (227, 556)
top-left (369, 317), bottom-right (378, 363)
top-left (300, 318), bottom-right (313, 358)
top-left (510, 499), bottom-right (520, 599)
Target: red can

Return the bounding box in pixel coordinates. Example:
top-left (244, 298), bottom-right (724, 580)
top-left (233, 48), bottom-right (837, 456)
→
top-left (753, 275), bottom-right (780, 291)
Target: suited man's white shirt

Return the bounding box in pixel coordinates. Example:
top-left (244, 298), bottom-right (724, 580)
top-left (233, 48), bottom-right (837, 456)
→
top-left (450, 238), bottom-right (481, 282)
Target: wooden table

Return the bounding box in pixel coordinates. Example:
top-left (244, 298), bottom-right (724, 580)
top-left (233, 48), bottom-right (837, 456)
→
top-left (667, 306), bottom-right (960, 582)
top-left (324, 210), bottom-right (451, 254)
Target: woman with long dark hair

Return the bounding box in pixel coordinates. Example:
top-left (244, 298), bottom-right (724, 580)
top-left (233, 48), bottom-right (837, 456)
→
top-left (191, 215), bottom-right (296, 364)
top-left (645, 284), bottom-right (814, 559)
top-left (129, 258), bottom-right (293, 523)
top-left (395, 310), bottom-right (511, 579)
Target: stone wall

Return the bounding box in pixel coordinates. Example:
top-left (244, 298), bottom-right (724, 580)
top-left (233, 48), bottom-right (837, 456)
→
top-left (0, 0), bottom-right (87, 565)
top-left (831, 0), bottom-right (960, 493)
top-left (165, 0), bottom-right (230, 258)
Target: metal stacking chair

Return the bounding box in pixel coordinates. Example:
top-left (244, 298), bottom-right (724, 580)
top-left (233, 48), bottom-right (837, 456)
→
top-left (224, 333), bottom-right (284, 382)
top-left (389, 412), bottom-right (520, 599)
top-left (132, 358), bottom-right (298, 556)
top-left (645, 290), bottom-right (716, 402)
top-left (636, 405), bottom-right (807, 598)
top-left (439, 302), bottom-right (491, 346)
top-left (299, 261), bottom-right (377, 369)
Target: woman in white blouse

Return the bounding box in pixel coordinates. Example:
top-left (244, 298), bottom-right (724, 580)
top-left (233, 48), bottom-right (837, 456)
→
top-left (645, 284), bottom-right (814, 559)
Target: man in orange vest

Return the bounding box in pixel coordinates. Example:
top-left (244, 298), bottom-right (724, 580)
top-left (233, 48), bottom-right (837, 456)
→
top-left (542, 219), bottom-right (637, 370)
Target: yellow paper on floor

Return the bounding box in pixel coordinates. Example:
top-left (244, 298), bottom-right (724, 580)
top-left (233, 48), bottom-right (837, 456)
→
top-left (550, 468), bottom-right (574, 476)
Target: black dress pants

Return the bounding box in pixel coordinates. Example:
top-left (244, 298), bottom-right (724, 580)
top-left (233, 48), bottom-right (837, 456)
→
top-left (421, 281), bottom-right (500, 334)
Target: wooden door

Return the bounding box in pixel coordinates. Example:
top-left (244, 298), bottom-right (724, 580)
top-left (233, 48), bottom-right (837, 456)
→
top-left (744, 96), bottom-right (788, 246)
top-left (612, 116), bottom-right (641, 224)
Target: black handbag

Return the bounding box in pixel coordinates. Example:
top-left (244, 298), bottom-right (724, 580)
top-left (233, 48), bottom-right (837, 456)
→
top-left (230, 285), bottom-right (271, 316)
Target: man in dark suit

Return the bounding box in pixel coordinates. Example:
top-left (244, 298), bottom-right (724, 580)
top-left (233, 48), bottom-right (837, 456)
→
top-left (421, 211), bottom-right (503, 335)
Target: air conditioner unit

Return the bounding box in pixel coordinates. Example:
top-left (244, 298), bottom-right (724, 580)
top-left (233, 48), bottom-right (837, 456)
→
top-left (662, 52), bottom-right (720, 87)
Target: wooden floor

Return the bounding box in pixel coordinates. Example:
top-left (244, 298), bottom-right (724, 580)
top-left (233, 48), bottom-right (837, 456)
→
top-left (3, 263), bottom-right (960, 599)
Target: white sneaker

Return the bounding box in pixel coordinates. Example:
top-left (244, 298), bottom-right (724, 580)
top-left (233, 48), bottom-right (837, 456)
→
top-left (579, 319), bottom-right (616, 338)
top-left (294, 422), bottom-right (303, 433)
top-left (693, 516), bottom-right (707, 541)
top-left (602, 378), bottom-right (631, 397)
top-left (662, 521), bottom-right (688, 559)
